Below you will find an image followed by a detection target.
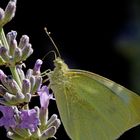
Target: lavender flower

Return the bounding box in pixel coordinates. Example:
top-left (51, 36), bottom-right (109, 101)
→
top-left (0, 105), bottom-right (16, 128)
top-left (0, 0), bottom-right (61, 139)
top-left (18, 109), bottom-right (40, 132)
top-left (38, 86), bottom-right (54, 109)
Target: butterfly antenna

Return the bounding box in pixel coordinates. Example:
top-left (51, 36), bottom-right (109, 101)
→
top-left (42, 50), bottom-right (57, 61)
top-left (44, 27), bottom-right (61, 58)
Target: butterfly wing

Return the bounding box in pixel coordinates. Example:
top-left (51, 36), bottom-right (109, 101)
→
top-left (51, 69), bottom-right (140, 140)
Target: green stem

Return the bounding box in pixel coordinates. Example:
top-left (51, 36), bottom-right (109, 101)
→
top-left (0, 28), bottom-right (9, 49)
top-left (0, 28), bottom-right (22, 88)
top-left (10, 67), bottom-right (22, 88)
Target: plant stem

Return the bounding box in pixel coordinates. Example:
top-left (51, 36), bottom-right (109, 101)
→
top-left (10, 66), bottom-right (22, 88)
top-left (0, 28), bottom-right (9, 50)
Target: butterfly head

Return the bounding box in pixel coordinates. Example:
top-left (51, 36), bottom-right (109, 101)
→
top-left (53, 57), bottom-right (69, 72)
top-left (48, 57), bottom-right (70, 89)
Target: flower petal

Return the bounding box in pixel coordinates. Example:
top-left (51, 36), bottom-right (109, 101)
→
top-left (38, 86), bottom-right (54, 108)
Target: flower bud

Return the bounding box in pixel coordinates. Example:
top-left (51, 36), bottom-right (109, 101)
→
top-left (5, 76), bottom-right (21, 94)
top-left (47, 114), bottom-right (61, 129)
top-left (31, 76), bottom-right (42, 94)
top-left (22, 79), bottom-right (31, 94)
top-left (21, 44), bottom-right (33, 61)
top-left (3, 0), bottom-right (16, 26)
top-left (3, 92), bottom-right (17, 104)
top-left (41, 126), bottom-right (56, 140)
top-left (16, 65), bottom-right (25, 82)
top-left (24, 93), bottom-right (31, 102)
top-left (26, 69), bottom-right (33, 79)
top-left (4, 91), bottom-right (25, 105)
top-left (16, 92), bottom-right (25, 103)
top-left (10, 39), bottom-right (17, 57)
top-left (0, 46), bottom-right (10, 62)
top-left (13, 47), bottom-right (22, 63)
top-left (19, 35), bottom-right (29, 49)
top-left (48, 118), bottom-right (61, 130)
top-left (6, 31), bottom-right (17, 57)
top-left (6, 30), bottom-right (17, 44)
top-left (0, 8), bottom-right (4, 20)
top-left (33, 59), bottom-right (43, 75)
top-left (29, 76), bottom-right (35, 93)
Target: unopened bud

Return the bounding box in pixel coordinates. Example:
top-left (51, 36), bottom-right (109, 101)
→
top-left (31, 76), bottom-right (42, 94)
top-left (3, 92), bottom-right (17, 104)
top-left (16, 92), bottom-right (25, 103)
top-left (13, 47), bottom-right (22, 63)
top-left (24, 93), bottom-right (31, 102)
top-left (6, 31), bottom-right (17, 57)
top-left (3, 0), bottom-right (16, 26)
top-left (41, 126), bottom-right (56, 140)
top-left (29, 76), bottom-right (35, 93)
top-left (0, 8), bottom-right (4, 20)
top-left (21, 44), bottom-right (33, 61)
top-left (6, 76), bottom-right (21, 94)
top-left (47, 114), bottom-right (59, 127)
top-left (19, 35), bottom-right (29, 49)
top-left (4, 91), bottom-right (25, 105)
top-left (0, 46), bottom-right (10, 62)
top-left (25, 69), bottom-right (33, 79)
top-left (6, 30), bottom-right (17, 44)
top-left (33, 59), bottom-right (43, 75)
top-left (9, 39), bottom-right (17, 57)
top-left (48, 118), bottom-right (61, 130)
top-left (16, 65), bottom-right (25, 82)
top-left (22, 79), bottom-right (31, 94)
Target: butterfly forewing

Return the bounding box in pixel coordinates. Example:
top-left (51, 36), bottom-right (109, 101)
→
top-left (49, 58), bottom-right (140, 140)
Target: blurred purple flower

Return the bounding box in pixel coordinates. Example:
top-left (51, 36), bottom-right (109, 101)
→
top-left (18, 109), bottom-right (40, 132)
top-left (38, 86), bottom-right (54, 108)
top-left (0, 105), bottom-right (16, 128)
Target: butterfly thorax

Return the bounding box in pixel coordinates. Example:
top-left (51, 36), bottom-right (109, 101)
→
top-left (49, 58), bottom-right (71, 89)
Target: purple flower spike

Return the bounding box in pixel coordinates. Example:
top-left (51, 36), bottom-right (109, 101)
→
top-left (0, 105), bottom-right (16, 128)
top-left (38, 86), bottom-right (54, 109)
top-left (33, 59), bottom-right (43, 75)
top-left (18, 109), bottom-right (40, 132)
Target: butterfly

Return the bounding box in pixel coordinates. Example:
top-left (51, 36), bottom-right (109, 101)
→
top-left (45, 28), bottom-right (140, 140)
